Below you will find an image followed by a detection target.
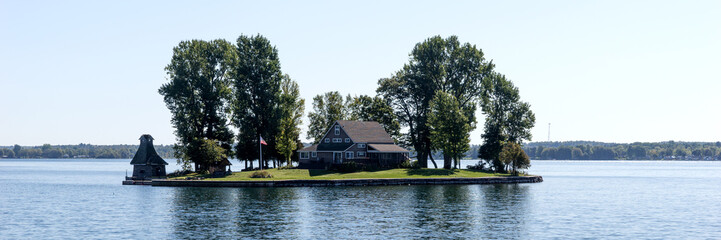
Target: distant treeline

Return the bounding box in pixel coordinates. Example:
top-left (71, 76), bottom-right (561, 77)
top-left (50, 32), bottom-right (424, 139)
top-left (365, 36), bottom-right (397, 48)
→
top-left (0, 144), bottom-right (175, 159)
top-left (523, 141), bottom-right (721, 160)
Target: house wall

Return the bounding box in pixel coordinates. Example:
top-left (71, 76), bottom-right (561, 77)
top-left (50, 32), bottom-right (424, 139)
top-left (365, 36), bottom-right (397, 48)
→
top-left (320, 122), bottom-right (352, 145)
top-left (132, 165), bottom-right (166, 180)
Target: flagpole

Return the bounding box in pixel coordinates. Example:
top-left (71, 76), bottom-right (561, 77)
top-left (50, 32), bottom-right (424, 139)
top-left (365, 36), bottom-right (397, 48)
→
top-left (259, 136), bottom-right (263, 171)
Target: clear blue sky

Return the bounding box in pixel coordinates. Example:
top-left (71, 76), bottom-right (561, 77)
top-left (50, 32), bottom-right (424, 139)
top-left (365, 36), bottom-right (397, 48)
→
top-left (1, 0), bottom-right (719, 146)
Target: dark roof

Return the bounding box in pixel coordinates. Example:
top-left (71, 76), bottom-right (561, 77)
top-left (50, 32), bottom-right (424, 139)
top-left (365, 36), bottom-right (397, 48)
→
top-left (317, 143), bottom-right (353, 151)
top-left (368, 144), bottom-right (410, 153)
top-left (212, 159), bottom-right (231, 166)
top-left (299, 144), bottom-right (318, 151)
top-left (130, 135), bottom-right (168, 165)
top-left (336, 120), bottom-right (394, 143)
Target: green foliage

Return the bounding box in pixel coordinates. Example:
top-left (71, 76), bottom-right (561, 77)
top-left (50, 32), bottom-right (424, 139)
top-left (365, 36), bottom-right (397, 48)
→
top-left (231, 34), bottom-right (284, 168)
top-left (1, 144), bottom-right (175, 159)
top-left (307, 91), bottom-right (348, 143)
top-left (524, 141), bottom-right (721, 160)
top-left (479, 73), bottom-right (535, 172)
top-left (172, 168), bottom-right (510, 181)
top-left (197, 138), bottom-right (228, 164)
top-left (158, 39), bottom-right (235, 171)
top-left (378, 35), bottom-right (493, 168)
top-left (330, 162), bottom-right (364, 173)
top-left (275, 75), bottom-right (305, 165)
top-left (427, 91), bottom-right (471, 169)
top-left (13, 144), bottom-right (21, 155)
top-left (249, 170), bottom-right (273, 178)
top-left (348, 95), bottom-right (402, 143)
top-left (499, 142), bottom-right (531, 175)
top-left (399, 159), bottom-right (421, 169)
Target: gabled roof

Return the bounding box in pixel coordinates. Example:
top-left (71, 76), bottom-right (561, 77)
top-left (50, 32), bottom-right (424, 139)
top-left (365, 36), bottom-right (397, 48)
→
top-left (130, 135), bottom-right (168, 165)
top-left (299, 144), bottom-right (318, 152)
top-left (318, 143), bottom-right (353, 151)
top-left (336, 120), bottom-right (394, 143)
top-left (368, 144), bottom-right (410, 153)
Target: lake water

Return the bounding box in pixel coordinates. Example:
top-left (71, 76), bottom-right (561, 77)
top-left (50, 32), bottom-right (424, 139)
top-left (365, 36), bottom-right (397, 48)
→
top-left (1, 159), bottom-right (720, 239)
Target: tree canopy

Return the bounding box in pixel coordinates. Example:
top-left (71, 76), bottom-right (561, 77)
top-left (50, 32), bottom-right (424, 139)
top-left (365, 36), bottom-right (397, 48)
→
top-left (159, 35), bottom-right (303, 172)
top-left (231, 34), bottom-right (285, 169)
top-left (158, 39), bottom-right (235, 171)
top-left (478, 73), bottom-right (535, 172)
top-left (307, 91), bottom-right (348, 143)
top-left (428, 91), bottom-right (471, 169)
top-left (276, 75), bottom-right (305, 165)
top-left (378, 35), bottom-right (494, 168)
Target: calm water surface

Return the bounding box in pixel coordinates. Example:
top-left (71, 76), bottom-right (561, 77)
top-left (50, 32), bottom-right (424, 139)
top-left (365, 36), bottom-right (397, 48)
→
top-left (1, 159), bottom-right (720, 239)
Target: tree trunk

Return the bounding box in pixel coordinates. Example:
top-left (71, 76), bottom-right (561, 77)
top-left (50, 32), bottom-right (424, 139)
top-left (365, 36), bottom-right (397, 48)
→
top-left (418, 149), bottom-right (428, 168)
top-left (443, 152), bottom-right (452, 169)
top-left (428, 151), bottom-right (438, 169)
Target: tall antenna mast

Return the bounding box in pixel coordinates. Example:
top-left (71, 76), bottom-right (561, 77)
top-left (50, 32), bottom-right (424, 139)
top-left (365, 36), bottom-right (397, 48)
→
top-left (547, 123), bottom-right (551, 142)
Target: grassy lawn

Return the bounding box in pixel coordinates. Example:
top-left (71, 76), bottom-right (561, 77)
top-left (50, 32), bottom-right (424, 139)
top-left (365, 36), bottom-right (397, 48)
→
top-left (170, 168), bottom-right (515, 181)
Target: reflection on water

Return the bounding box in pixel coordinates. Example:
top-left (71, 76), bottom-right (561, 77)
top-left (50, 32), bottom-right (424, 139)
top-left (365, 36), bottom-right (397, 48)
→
top-left (4, 160), bottom-right (721, 239)
top-left (480, 184), bottom-right (531, 238)
top-left (169, 185), bottom-right (530, 239)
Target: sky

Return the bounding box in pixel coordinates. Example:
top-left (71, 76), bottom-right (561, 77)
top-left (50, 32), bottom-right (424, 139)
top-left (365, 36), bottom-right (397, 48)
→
top-left (1, 0), bottom-right (720, 146)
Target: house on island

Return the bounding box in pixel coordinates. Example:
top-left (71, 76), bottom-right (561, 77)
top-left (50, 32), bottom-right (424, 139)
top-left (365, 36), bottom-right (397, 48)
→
top-left (297, 120), bottom-right (410, 168)
top-left (129, 134), bottom-right (168, 180)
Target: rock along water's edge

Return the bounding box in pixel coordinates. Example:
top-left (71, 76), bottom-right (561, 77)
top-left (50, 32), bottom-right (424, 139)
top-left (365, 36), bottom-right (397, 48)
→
top-left (148, 176), bottom-right (543, 187)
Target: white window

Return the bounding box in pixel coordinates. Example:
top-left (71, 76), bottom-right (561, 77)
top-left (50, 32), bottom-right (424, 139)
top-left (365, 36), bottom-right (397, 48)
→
top-left (325, 138), bottom-right (330, 143)
top-left (357, 151), bottom-right (366, 157)
top-left (357, 143), bottom-right (366, 148)
top-left (345, 138), bottom-right (351, 143)
top-left (300, 152), bottom-right (309, 159)
top-left (335, 125), bottom-right (340, 135)
top-left (346, 151), bottom-right (354, 159)
top-left (312, 152), bottom-right (317, 158)
top-left (333, 138), bottom-right (342, 143)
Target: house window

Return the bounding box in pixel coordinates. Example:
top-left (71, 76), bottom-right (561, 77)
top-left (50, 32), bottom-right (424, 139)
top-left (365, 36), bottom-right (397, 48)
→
top-left (335, 125), bottom-right (340, 135)
top-left (357, 143), bottom-right (366, 148)
top-left (325, 138), bottom-right (330, 143)
top-left (300, 152), bottom-right (309, 159)
top-left (357, 151), bottom-right (365, 157)
top-left (346, 151), bottom-right (354, 159)
top-left (333, 138), bottom-right (342, 143)
top-left (345, 138), bottom-right (351, 143)
top-left (312, 152), bottom-right (317, 158)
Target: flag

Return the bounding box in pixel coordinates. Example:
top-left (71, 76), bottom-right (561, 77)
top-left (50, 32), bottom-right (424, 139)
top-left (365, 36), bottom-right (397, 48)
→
top-left (260, 136), bottom-right (268, 145)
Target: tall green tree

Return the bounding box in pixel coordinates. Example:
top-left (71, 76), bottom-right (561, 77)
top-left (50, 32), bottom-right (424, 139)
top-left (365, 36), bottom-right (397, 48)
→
top-left (499, 142), bottom-right (530, 175)
top-left (427, 91), bottom-right (471, 169)
top-left (307, 91), bottom-right (348, 143)
top-left (478, 73), bottom-right (535, 171)
top-left (231, 34), bottom-right (284, 170)
top-left (276, 75), bottom-right (305, 165)
top-left (13, 144), bottom-right (21, 156)
top-left (159, 39), bottom-right (235, 171)
top-left (378, 35), bottom-right (493, 168)
top-left (348, 95), bottom-right (401, 143)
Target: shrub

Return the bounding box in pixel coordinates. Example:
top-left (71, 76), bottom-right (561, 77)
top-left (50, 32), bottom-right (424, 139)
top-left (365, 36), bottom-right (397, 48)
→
top-left (467, 161), bottom-right (487, 171)
top-left (400, 159), bottom-right (421, 169)
top-left (167, 169), bottom-right (193, 177)
top-left (249, 170), bottom-right (273, 178)
top-left (332, 162), bottom-right (363, 173)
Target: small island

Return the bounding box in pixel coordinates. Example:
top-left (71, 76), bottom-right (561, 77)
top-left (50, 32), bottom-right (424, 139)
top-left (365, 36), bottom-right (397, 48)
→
top-left (155, 168), bottom-right (542, 187)
top-left (125, 35), bottom-right (543, 187)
